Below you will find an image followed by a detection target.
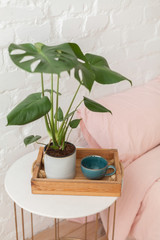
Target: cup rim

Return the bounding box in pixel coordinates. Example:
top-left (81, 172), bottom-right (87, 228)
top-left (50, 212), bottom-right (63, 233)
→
top-left (81, 155), bottom-right (108, 171)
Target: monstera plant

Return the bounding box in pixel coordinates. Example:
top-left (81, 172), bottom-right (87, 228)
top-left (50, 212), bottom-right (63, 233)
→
top-left (7, 42), bottom-right (131, 179)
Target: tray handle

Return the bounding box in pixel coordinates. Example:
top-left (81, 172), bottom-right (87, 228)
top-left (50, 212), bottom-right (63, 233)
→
top-left (119, 161), bottom-right (124, 178)
top-left (32, 160), bottom-right (46, 178)
top-left (31, 160), bottom-right (40, 175)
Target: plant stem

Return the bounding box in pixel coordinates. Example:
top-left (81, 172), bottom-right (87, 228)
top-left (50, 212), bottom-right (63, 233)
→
top-left (66, 83), bottom-right (81, 117)
top-left (46, 113), bottom-right (57, 145)
top-left (47, 74), bottom-right (58, 146)
top-left (69, 99), bottom-right (83, 123)
top-left (58, 95), bottom-right (83, 147)
top-left (50, 74), bottom-right (54, 128)
top-left (66, 128), bottom-right (72, 142)
top-left (63, 99), bottom-right (83, 138)
top-left (36, 142), bottom-right (46, 146)
top-left (41, 73), bottom-right (44, 96)
top-left (54, 74), bottom-right (60, 134)
top-left (58, 83), bottom-right (81, 135)
top-left (41, 73), bottom-right (52, 137)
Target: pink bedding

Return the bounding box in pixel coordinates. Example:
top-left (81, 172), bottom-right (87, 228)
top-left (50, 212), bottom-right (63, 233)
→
top-left (100, 145), bottom-right (160, 240)
top-left (129, 179), bottom-right (160, 239)
top-left (74, 78), bottom-right (160, 239)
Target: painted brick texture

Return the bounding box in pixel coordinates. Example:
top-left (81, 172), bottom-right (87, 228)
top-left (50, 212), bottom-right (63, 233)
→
top-left (0, 0), bottom-right (160, 239)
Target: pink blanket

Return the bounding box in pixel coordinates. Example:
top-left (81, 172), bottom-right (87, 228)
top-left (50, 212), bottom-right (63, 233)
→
top-left (100, 145), bottom-right (160, 240)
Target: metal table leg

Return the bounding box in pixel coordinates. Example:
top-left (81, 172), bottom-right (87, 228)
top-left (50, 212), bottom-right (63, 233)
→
top-left (106, 201), bottom-right (117, 240)
top-left (84, 216), bottom-right (87, 240)
top-left (112, 201), bottom-right (117, 240)
top-left (14, 202), bottom-right (18, 240)
top-left (31, 213), bottom-right (34, 240)
top-left (21, 208), bottom-right (25, 240)
top-left (95, 213), bottom-right (99, 240)
top-left (106, 207), bottom-right (110, 240)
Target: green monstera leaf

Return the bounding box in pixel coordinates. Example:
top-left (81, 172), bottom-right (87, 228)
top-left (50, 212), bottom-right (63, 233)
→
top-left (85, 53), bottom-right (110, 68)
top-left (7, 93), bottom-right (51, 125)
top-left (85, 53), bottom-right (132, 85)
top-left (69, 43), bottom-right (95, 91)
top-left (69, 119), bottom-right (81, 129)
top-left (8, 42), bottom-right (95, 91)
top-left (56, 107), bottom-right (64, 122)
top-left (24, 135), bottom-right (41, 146)
top-left (8, 42), bottom-right (77, 74)
top-left (84, 97), bottom-right (112, 113)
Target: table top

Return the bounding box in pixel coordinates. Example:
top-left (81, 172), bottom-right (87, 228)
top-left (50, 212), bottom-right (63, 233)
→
top-left (5, 150), bottom-right (117, 219)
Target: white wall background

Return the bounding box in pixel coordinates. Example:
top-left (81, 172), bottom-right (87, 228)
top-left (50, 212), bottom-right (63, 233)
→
top-left (0, 0), bottom-right (160, 239)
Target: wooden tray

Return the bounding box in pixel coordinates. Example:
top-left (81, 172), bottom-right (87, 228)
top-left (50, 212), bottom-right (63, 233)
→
top-left (31, 147), bottom-right (123, 196)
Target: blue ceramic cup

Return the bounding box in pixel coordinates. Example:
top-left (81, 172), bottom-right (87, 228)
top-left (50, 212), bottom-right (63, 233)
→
top-left (81, 155), bottom-right (116, 180)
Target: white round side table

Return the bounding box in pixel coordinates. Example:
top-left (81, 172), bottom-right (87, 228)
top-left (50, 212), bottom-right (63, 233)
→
top-left (5, 150), bottom-right (118, 240)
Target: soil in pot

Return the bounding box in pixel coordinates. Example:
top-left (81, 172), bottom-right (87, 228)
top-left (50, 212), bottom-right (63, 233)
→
top-left (45, 142), bottom-right (76, 158)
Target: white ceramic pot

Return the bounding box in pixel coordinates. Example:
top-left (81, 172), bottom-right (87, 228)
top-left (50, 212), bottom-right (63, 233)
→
top-left (44, 143), bottom-right (76, 179)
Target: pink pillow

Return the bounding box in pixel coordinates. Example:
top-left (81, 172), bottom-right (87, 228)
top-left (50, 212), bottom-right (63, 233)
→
top-left (78, 77), bottom-right (160, 167)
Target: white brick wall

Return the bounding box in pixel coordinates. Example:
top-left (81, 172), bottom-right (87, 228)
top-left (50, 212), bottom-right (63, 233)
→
top-left (62, 17), bottom-right (85, 39)
top-left (16, 22), bottom-right (51, 42)
top-left (0, 28), bottom-right (14, 47)
top-left (0, 6), bottom-right (43, 22)
top-left (0, 0), bottom-right (160, 239)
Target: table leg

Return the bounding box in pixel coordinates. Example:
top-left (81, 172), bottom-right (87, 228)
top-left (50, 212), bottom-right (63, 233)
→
top-left (112, 201), bottom-right (117, 240)
top-left (84, 216), bottom-right (87, 240)
top-left (55, 219), bottom-right (57, 240)
top-left (95, 213), bottom-right (99, 240)
top-left (55, 218), bottom-right (61, 240)
top-left (106, 207), bottom-right (110, 240)
top-left (58, 219), bottom-right (60, 240)
top-left (31, 213), bottom-right (34, 240)
top-left (106, 201), bottom-right (117, 240)
top-left (14, 202), bottom-right (18, 240)
top-left (21, 208), bottom-right (25, 240)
